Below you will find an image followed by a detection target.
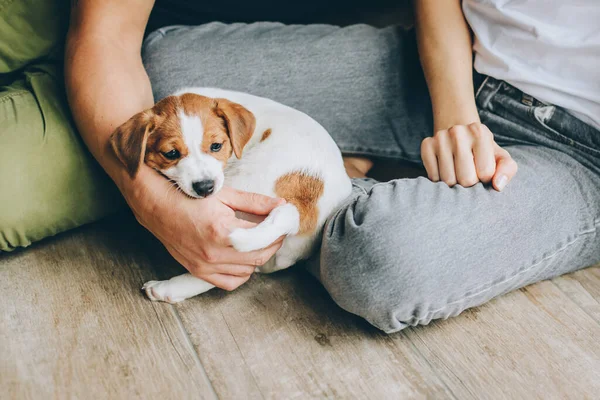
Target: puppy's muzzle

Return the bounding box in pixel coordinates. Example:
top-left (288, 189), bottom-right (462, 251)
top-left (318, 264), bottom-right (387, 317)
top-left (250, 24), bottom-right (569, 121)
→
top-left (192, 180), bottom-right (215, 197)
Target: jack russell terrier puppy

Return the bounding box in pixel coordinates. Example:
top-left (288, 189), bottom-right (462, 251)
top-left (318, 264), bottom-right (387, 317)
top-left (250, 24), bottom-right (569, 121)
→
top-left (110, 88), bottom-right (352, 303)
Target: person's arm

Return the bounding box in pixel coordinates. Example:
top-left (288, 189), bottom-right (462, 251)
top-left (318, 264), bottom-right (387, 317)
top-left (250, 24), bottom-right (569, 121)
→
top-left (414, 0), bottom-right (517, 191)
top-left (65, 0), bottom-right (284, 290)
top-left (65, 0), bottom-right (154, 187)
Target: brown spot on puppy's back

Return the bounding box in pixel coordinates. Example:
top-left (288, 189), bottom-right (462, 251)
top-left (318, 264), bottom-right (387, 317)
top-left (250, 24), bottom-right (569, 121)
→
top-left (275, 172), bottom-right (324, 235)
top-left (261, 128), bottom-right (272, 142)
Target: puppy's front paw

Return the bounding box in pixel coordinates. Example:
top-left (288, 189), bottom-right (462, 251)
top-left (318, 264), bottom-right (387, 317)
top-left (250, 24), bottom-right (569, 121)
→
top-left (142, 280), bottom-right (184, 304)
top-left (229, 228), bottom-right (264, 253)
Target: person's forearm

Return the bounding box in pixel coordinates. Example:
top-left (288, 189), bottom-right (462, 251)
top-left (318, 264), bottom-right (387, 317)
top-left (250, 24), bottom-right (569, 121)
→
top-left (64, 7), bottom-right (154, 192)
top-left (414, 0), bottom-right (478, 131)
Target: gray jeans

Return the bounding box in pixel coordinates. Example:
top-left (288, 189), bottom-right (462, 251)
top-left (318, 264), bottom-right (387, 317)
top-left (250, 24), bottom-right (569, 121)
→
top-left (143, 23), bottom-right (600, 333)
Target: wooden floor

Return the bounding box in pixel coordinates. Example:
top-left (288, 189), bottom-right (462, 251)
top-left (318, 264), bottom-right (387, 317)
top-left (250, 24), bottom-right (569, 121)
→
top-left (1, 214), bottom-right (599, 399)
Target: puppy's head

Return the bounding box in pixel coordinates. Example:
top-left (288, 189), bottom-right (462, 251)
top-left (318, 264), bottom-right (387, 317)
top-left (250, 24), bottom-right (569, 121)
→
top-left (110, 93), bottom-right (255, 198)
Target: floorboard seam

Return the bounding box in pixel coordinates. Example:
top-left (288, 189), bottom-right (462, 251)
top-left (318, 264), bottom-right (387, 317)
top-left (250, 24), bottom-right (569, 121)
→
top-left (401, 330), bottom-right (465, 400)
top-left (130, 255), bottom-right (219, 398)
top-left (169, 305), bottom-right (220, 400)
top-left (219, 311), bottom-right (266, 399)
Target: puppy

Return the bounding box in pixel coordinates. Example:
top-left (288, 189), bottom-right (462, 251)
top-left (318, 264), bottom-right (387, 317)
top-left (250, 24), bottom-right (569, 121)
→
top-left (110, 88), bottom-right (352, 303)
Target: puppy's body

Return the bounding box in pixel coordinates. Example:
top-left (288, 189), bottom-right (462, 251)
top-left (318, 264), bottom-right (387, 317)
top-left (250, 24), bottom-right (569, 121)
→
top-left (111, 88), bottom-right (351, 303)
top-left (193, 88), bottom-right (351, 268)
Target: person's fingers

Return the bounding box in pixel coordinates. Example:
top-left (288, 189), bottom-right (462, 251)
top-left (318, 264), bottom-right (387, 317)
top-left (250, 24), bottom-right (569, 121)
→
top-left (471, 123), bottom-right (496, 184)
top-left (435, 129), bottom-right (458, 186)
top-left (234, 210), bottom-right (267, 224)
top-left (421, 137), bottom-right (440, 182)
top-left (164, 243), bottom-right (252, 290)
top-left (206, 264), bottom-right (256, 277)
top-left (451, 127), bottom-right (478, 187)
top-left (197, 216), bottom-right (259, 248)
top-left (166, 242), bottom-right (254, 289)
top-left (220, 238), bottom-right (284, 265)
top-left (219, 187), bottom-right (285, 215)
top-left (202, 273), bottom-right (251, 291)
top-left (492, 145), bottom-right (518, 191)
top-left (166, 239), bottom-right (261, 279)
top-left (229, 218), bottom-right (259, 230)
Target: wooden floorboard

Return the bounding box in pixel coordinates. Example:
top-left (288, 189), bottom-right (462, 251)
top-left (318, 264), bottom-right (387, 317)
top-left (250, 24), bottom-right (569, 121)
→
top-left (2, 216), bottom-right (599, 399)
top-left (552, 266), bottom-right (600, 324)
top-left (399, 277), bottom-right (600, 400)
top-left (172, 270), bottom-right (455, 399)
top-left (0, 217), bottom-right (216, 400)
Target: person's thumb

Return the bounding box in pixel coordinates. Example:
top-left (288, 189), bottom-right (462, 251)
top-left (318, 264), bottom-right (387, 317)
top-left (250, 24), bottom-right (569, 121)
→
top-left (492, 145), bottom-right (518, 191)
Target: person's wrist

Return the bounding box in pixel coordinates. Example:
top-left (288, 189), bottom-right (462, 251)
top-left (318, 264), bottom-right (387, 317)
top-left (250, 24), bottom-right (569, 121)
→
top-left (96, 142), bottom-right (156, 219)
top-left (96, 140), bottom-right (151, 209)
top-left (433, 112), bottom-right (480, 132)
top-left (116, 167), bottom-right (161, 219)
top-left (432, 98), bottom-right (480, 132)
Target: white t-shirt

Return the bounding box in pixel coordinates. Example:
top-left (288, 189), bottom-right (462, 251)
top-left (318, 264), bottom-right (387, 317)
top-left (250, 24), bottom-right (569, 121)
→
top-left (463, 0), bottom-right (600, 130)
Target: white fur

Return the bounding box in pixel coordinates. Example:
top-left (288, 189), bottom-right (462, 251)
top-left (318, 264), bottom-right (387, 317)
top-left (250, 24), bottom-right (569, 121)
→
top-left (143, 88), bottom-right (352, 302)
top-left (142, 275), bottom-right (214, 303)
top-left (229, 203), bottom-right (300, 252)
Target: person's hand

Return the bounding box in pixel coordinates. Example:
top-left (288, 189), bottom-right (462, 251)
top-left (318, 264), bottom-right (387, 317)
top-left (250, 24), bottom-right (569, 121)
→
top-left (420, 122), bottom-right (518, 191)
top-left (122, 167), bottom-right (285, 291)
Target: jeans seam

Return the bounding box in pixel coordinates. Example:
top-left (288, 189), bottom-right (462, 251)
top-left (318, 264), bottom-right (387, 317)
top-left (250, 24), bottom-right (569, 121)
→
top-left (474, 76), bottom-right (490, 100)
top-left (409, 225), bottom-right (598, 324)
top-left (350, 181), bottom-right (370, 195)
top-left (144, 26), bottom-right (186, 50)
top-left (529, 106), bottom-right (600, 158)
top-left (475, 77), bottom-right (503, 110)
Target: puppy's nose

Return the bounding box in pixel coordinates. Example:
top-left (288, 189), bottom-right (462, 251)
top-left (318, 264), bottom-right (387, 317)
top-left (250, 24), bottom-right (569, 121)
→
top-left (192, 180), bottom-right (215, 197)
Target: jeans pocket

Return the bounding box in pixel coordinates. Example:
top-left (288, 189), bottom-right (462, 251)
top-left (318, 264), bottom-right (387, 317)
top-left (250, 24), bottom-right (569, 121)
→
top-left (530, 105), bottom-right (600, 158)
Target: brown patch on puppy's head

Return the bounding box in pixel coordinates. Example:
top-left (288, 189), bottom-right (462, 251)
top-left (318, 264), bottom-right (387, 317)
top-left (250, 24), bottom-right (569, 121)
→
top-left (214, 98), bottom-right (255, 159)
top-left (109, 96), bottom-right (187, 178)
top-left (178, 93), bottom-right (255, 164)
top-left (144, 97), bottom-right (190, 172)
top-left (179, 94), bottom-right (233, 166)
top-left (200, 126), bottom-right (233, 166)
top-left (109, 110), bottom-right (156, 178)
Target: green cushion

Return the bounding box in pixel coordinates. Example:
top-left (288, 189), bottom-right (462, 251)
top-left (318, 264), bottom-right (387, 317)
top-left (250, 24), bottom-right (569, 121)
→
top-left (0, 0), bottom-right (69, 73)
top-left (0, 63), bottom-right (124, 251)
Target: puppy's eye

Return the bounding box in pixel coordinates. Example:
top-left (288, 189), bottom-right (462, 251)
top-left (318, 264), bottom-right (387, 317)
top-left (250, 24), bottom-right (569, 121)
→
top-left (162, 149), bottom-right (180, 160)
top-left (210, 143), bottom-right (223, 152)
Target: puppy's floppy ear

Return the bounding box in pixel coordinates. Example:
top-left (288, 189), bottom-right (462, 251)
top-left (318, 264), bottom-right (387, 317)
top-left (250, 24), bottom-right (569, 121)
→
top-left (215, 98), bottom-right (256, 159)
top-left (109, 110), bottom-right (156, 178)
